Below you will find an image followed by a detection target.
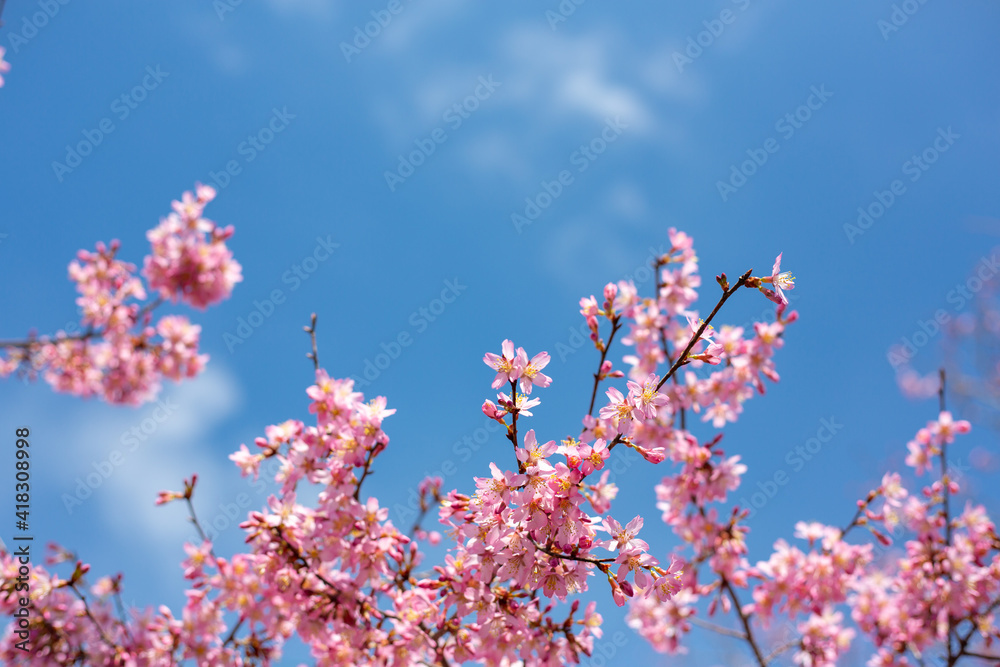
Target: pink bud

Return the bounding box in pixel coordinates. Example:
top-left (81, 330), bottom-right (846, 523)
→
top-left (482, 400), bottom-right (503, 421)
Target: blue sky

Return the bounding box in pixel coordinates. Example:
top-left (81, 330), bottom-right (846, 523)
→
top-left (2, 0), bottom-right (999, 664)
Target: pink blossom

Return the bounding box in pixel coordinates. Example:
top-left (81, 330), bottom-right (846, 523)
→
top-left (578, 438), bottom-right (610, 475)
top-left (515, 349), bottom-right (552, 394)
top-left (603, 515), bottom-right (649, 552)
top-left (628, 372), bottom-right (669, 420)
top-left (599, 386), bottom-right (636, 433)
top-left (761, 252), bottom-right (795, 305)
top-left (144, 185), bottom-right (242, 309)
top-left (483, 339), bottom-right (521, 388)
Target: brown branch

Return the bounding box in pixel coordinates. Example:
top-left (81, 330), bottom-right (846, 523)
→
top-left (721, 577), bottom-right (767, 667)
top-left (587, 316), bottom-right (622, 416)
top-left (222, 616), bottom-right (245, 647)
top-left (530, 538), bottom-right (615, 566)
top-left (506, 379), bottom-right (526, 474)
top-left (938, 368), bottom-right (956, 664)
top-left (959, 650), bottom-right (1000, 662)
top-left (951, 597), bottom-right (1000, 666)
top-left (353, 446), bottom-right (378, 501)
top-left (689, 616), bottom-right (748, 640)
top-left (764, 639), bottom-right (801, 663)
top-left (112, 586), bottom-right (135, 644)
top-left (68, 583), bottom-right (120, 652)
top-left (184, 496), bottom-right (211, 544)
top-left (0, 298), bottom-right (165, 350)
top-left (304, 313), bottom-right (319, 371)
top-left (656, 269), bottom-right (752, 392)
top-left (0, 329), bottom-right (97, 349)
top-left (655, 258), bottom-right (688, 430)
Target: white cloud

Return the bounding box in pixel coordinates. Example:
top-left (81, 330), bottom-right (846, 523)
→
top-left (498, 25), bottom-right (655, 133)
top-left (48, 365), bottom-right (244, 573)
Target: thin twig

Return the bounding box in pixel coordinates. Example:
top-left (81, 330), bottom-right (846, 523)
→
top-left (0, 298), bottom-right (164, 349)
top-left (938, 368), bottom-right (956, 664)
top-left (960, 650), bottom-right (1000, 662)
top-left (721, 577), bottom-right (767, 667)
top-left (304, 313), bottom-right (319, 371)
top-left (112, 586), bottom-right (135, 643)
top-left (764, 639), bottom-right (801, 663)
top-left (689, 616), bottom-right (748, 640)
top-left (222, 616), bottom-right (245, 647)
top-left (353, 446), bottom-right (378, 501)
top-left (587, 317), bottom-right (622, 416)
top-left (655, 259), bottom-right (688, 430)
top-left (530, 538), bottom-right (615, 566)
top-left (68, 583), bottom-right (120, 652)
top-left (656, 269), bottom-right (752, 392)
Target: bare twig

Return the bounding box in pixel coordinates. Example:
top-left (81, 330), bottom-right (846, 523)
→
top-left (689, 616), bottom-right (748, 640)
top-left (587, 316), bottom-right (622, 416)
top-left (721, 577), bottom-right (767, 667)
top-left (656, 269), bottom-right (752, 392)
top-left (304, 313), bottom-right (319, 371)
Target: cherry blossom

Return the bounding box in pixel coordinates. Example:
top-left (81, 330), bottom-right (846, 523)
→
top-left (7, 220), bottom-right (999, 667)
top-left (0, 186), bottom-right (239, 405)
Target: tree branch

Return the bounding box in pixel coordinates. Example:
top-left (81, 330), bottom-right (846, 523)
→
top-left (304, 313), bottom-right (319, 371)
top-left (721, 577), bottom-right (767, 667)
top-left (587, 316), bottom-right (622, 416)
top-left (656, 269), bottom-right (752, 392)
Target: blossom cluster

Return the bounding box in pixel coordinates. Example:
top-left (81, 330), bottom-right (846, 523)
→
top-left (1, 228), bottom-right (793, 665)
top-left (0, 185), bottom-right (240, 405)
top-left (5, 220), bottom-right (998, 666)
top-left (628, 400), bottom-right (999, 666)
